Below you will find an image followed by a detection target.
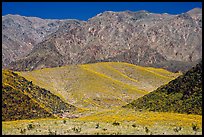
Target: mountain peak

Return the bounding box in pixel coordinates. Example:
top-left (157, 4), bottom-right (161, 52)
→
top-left (137, 10), bottom-right (149, 13)
top-left (187, 8), bottom-right (202, 15)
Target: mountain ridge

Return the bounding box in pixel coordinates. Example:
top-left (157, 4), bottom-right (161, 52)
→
top-left (3, 8), bottom-right (202, 72)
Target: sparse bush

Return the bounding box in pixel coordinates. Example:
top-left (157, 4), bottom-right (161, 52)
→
top-left (27, 123), bottom-right (34, 130)
top-left (132, 124), bottom-right (137, 128)
top-left (111, 132), bottom-right (121, 135)
top-left (102, 128), bottom-right (107, 131)
top-left (63, 119), bottom-right (66, 124)
top-left (48, 129), bottom-right (57, 135)
top-left (192, 123), bottom-right (199, 132)
top-left (20, 128), bottom-right (26, 134)
top-left (173, 126), bottom-right (182, 132)
top-left (112, 121), bottom-right (120, 126)
top-left (95, 123), bottom-right (99, 129)
top-left (144, 127), bottom-right (149, 133)
top-left (72, 127), bottom-right (81, 133)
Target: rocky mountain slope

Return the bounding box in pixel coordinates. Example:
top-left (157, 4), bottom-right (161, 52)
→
top-left (2, 14), bottom-right (63, 68)
top-left (3, 8), bottom-right (202, 72)
top-left (124, 61), bottom-right (202, 115)
top-left (2, 69), bottom-right (76, 121)
top-left (17, 62), bottom-right (180, 108)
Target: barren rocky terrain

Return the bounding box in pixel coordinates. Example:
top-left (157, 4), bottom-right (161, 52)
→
top-left (3, 8), bottom-right (202, 72)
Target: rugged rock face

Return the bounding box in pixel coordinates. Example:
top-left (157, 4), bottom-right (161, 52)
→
top-left (3, 8), bottom-right (202, 72)
top-left (2, 14), bottom-right (63, 67)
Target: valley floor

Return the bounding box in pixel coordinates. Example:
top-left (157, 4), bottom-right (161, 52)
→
top-left (2, 108), bottom-right (202, 135)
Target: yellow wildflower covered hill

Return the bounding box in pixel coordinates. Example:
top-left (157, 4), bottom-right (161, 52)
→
top-left (18, 62), bottom-right (181, 109)
top-left (2, 69), bottom-right (76, 121)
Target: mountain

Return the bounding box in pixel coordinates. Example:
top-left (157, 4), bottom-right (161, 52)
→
top-left (3, 8), bottom-right (202, 72)
top-left (2, 69), bottom-right (76, 121)
top-left (123, 61), bottom-right (202, 115)
top-left (2, 14), bottom-right (63, 68)
top-left (148, 59), bottom-right (201, 72)
top-left (17, 62), bottom-right (181, 108)
top-left (7, 20), bottom-right (86, 71)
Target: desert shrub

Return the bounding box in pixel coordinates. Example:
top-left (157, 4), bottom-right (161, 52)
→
top-left (27, 123), bottom-right (35, 130)
top-left (112, 121), bottom-right (120, 126)
top-left (132, 123), bottom-right (137, 128)
top-left (20, 129), bottom-right (26, 134)
top-left (72, 127), bottom-right (81, 133)
top-left (111, 132), bottom-right (121, 135)
top-left (63, 120), bottom-right (66, 124)
top-left (173, 126), bottom-right (182, 132)
top-left (48, 129), bottom-right (57, 135)
top-left (95, 123), bottom-right (99, 129)
top-left (144, 127), bottom-right (149, 133)
top-left (192, 123), bottom-right (199, 132)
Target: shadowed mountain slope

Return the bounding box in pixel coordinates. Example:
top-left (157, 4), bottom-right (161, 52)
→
top-left (124, 61), bottom-right (202, 115)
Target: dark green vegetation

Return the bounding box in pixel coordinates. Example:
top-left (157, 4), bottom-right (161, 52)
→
top-left (2, 70), bottom-right (76, 121)
top-left (124, 61), bottom-right (202, 115)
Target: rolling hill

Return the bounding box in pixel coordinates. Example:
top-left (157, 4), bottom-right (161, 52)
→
top-left (17, 62), bottom-right (181, 109)
top-left (2, 69), bottom-right (76, 121)
top-left (124, 61), bottom-right (202, 115)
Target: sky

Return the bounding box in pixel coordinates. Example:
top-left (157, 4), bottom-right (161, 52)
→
top-left (2, 2), bottom-right (202, 21)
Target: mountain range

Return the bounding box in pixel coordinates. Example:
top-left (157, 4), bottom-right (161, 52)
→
top-left (2, 8), bottom-right (202, 72)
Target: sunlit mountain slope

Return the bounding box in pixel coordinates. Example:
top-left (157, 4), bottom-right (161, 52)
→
top-left (18, 62), bottom-right (180, 108)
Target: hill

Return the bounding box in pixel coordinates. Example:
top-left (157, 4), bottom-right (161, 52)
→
top-left (124, 61), bottom-right (202, 115)
top-left (2, 69), bottom-right (76, 121)
top-left (4, 8), bottom-right (202, 72)
top-left (17, 62), bottom-right (180, 109)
